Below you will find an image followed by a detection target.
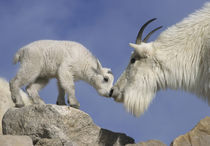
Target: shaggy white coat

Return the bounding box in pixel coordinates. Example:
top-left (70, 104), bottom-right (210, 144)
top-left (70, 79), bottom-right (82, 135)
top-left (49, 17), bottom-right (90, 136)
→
top-left (112, 2), bottom-right (210, 116)
top-left (10, 40), bottom-right (114, 107)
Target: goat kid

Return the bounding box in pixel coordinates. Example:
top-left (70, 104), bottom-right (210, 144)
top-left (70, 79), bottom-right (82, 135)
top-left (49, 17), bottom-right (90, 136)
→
top-left (10, 40), bottom-right (114, 108)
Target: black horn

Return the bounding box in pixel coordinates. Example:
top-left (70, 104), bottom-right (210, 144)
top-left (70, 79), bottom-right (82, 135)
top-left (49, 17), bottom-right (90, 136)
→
top-left (135, 18), bottom-right (162, 44)
top-left (143, 26), bottom-right (163, 43)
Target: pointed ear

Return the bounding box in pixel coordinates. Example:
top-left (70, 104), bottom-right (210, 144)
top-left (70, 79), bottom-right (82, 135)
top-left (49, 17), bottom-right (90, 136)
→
top-left (129, 43), bottom-right (152, 57)
top-left (129, 43), bottom-right (145, 56)
top-left (96, 59), bottom-right (103, 73)
top-left (129, 43), bottom-right (139, 49)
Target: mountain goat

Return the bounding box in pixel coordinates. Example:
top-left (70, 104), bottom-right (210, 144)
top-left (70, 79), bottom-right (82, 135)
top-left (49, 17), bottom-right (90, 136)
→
top-left (110, 2), bottom-right (210, 117)
top-left (10, 40), bottom-right (114, 108)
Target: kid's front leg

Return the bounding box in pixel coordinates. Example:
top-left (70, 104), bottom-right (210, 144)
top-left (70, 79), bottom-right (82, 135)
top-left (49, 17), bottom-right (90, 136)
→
top-left (58, 65), bottom-right (80, 109)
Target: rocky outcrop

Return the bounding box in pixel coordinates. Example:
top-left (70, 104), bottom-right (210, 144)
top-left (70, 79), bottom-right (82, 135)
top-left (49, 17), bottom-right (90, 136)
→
top-left (128, 117), bottom-right (210, 146)
top-left (1, 103), bottom-right (210, 146)
top-left (0, 135), bottom-right (33, 146)
top-left (171, 116), bottom-right (210, 146)
top-left (0, 78), bottom-right (32, 134)
top-left (0, 87), bottom-right (209, 146)
top-left (2, 104), bottom-right (134, 146)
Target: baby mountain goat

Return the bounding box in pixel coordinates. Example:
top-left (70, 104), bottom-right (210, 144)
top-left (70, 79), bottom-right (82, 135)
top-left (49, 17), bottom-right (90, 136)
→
top-left (10, 40), bottom-right (114, 108)
top-left (110, 2), bottom-right (210, 116)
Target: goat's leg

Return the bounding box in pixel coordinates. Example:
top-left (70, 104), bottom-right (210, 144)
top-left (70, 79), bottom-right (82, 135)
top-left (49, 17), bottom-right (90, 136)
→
top-left (56, 80), bottom-right (66, 105)
top-left (58, 65), bottom-right (80, 109)
top-left (66, 83), bottom-right (80, 109)
top-left (59, 77), bottom-right (80, 109)
top-left (10, 77), bottom-right (24, 107)
top-left (10, 64), bottom-right (41, 107)
top-left (26, 78), bottom-right (49, 105)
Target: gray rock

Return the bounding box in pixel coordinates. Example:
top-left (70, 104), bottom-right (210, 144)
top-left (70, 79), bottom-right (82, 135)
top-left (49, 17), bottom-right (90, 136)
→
top-left (171, 116), bottom-right (210, 146)
top-left (126, 140), bottom-right (166, 146)
top-left (34, 138), bottom-right (76, 146)
top-left (34, 138), bottom-right (63, 146)
top-left (2, 104), bottom-right (134, 146)
top-left (0, 135), bottom-right (33, 146)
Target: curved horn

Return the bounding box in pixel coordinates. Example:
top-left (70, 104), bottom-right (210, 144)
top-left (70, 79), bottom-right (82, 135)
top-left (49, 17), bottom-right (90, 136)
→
top-left (135, 18), bottom-right (157, 44)
top-left (143, 26), bottom-right (163, 43)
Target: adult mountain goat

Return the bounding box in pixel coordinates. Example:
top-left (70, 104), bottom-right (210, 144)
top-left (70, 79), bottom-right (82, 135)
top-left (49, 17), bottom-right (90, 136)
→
top-left (10, 40), bottom-right (114, 108)
top-left (110, 2), bottom-right (210, 117)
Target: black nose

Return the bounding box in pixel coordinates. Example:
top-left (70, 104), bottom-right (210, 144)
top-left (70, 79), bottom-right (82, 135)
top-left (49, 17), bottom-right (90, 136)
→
top-left (109, 88), bottom-right (114, 97)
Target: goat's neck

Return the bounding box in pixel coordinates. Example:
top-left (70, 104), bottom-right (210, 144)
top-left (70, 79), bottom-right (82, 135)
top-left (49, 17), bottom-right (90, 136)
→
top-left (154, 41), bottom-right (203, 93)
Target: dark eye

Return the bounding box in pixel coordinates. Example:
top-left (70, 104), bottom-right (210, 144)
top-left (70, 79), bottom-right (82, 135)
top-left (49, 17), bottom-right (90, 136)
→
top-left (130, 58), bottom-right (136, 64)
top-left (104, 77), bottom-right (109, 82)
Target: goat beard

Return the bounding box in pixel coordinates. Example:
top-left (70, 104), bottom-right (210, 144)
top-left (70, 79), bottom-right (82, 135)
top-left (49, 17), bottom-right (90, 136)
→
top-left (123, 74), bottom-right (157, 117)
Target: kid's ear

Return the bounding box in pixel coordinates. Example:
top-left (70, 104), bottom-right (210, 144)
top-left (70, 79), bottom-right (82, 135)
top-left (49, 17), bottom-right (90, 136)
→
top-left (96, 59), bottom-right (103, 73)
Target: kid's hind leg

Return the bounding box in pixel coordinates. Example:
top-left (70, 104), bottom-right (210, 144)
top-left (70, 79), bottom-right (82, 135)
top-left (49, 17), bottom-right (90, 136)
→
top-left (26, 77), bottom-right (49, 105)
top-left (10, 77), bottom-right (24, 107)
top-left (10, 64), bottom-right (41, 107)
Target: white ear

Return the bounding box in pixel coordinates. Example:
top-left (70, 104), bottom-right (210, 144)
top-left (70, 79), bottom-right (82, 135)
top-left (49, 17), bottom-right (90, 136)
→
top-left (129, 43), bottom-right (139, 49)
top-left (129, 43), bottom-right (145, 55)
top-left (96, 59), bottom-right (103, 73)
top-left (129, 43), bottom-right (152, 57)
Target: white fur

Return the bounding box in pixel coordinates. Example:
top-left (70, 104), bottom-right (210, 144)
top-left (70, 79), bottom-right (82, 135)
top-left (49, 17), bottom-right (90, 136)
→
top-left (10, 40), bottom-right (114, 108)
top-left (111, 2), bottom-right (210, 117)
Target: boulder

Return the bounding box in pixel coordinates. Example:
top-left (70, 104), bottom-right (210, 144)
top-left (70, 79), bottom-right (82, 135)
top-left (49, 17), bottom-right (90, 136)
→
top-left (0, 135), bottom-right (33, 146)
top-left (2, 104), bottom-right (134, 146)
top-left (0, 78), bottom-right (32, 134)
top-left (126, 140), bottom-right (166, 146)
top-left (171, 116), bottom-right (210, 146)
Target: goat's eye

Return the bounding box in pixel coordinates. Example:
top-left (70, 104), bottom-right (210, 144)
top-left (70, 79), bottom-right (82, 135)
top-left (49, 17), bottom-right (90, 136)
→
top-left (104, 77), bottom-right (109, 82)
top-left (130, 58), bottom-right (136, 64)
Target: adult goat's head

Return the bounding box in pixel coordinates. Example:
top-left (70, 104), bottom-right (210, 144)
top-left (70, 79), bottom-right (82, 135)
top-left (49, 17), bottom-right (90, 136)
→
top-left (110, 18), bottom-right (163, 116)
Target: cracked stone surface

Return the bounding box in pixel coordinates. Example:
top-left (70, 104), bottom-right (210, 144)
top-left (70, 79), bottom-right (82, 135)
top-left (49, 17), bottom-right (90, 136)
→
top-left (171, 116), bottom-right (210, 146)
top-left (2, 104), bottom-right (134, 146)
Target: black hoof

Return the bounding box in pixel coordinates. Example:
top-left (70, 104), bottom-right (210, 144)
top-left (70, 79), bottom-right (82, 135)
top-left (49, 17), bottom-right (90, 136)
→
top-left (56, 101), bottom-right (66, 105)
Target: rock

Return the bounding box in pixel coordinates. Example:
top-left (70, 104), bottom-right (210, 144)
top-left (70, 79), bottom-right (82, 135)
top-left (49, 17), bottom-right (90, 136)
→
top-left (0, 78), bottom-right (32, 134)
top-left (34, 138), bottom-right (64, 146)
top-left (126, 140), bottom-right (166, 146)
top-left (171, 116), bottom-right (210, 146)
top-left (2, 104), bottom-right (134, 146)
top-left (0, 135), bottom-right (33, 146)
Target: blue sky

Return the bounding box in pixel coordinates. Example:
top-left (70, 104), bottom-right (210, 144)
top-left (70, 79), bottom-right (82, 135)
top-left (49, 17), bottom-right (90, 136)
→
top-left (0, 0), bottom-right (209, 145)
